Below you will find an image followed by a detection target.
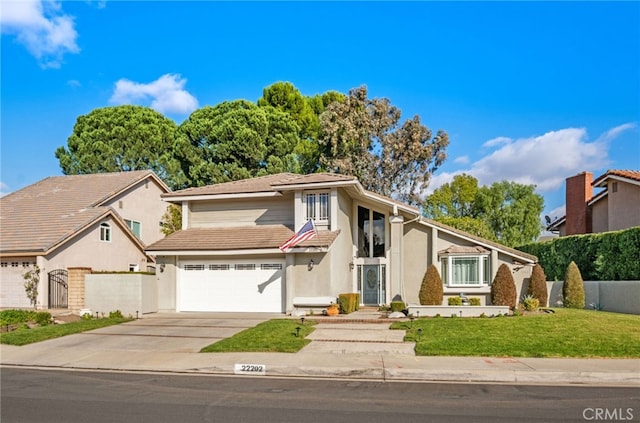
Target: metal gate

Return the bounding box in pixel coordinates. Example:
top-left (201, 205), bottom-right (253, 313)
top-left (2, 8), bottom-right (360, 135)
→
top-left (48, 269), bottom-right (68, 308)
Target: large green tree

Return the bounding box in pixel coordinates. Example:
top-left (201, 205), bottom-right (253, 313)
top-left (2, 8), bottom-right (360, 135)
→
top-left (320, 85), bottom-right (448, 205)
top-left (178, 100), bottom-right (305, 186)
top-left (423, 174), bottom-right (544, 247)
top-left (55, 105), bottom-right (187, 189)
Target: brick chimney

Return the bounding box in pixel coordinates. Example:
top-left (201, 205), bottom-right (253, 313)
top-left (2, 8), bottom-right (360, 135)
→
top-left (565, 172), bottom-right (593, 235)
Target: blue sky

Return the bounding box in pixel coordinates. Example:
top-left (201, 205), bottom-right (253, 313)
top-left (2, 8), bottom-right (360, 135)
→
top-left (2, 1), bottom-right (639, 221)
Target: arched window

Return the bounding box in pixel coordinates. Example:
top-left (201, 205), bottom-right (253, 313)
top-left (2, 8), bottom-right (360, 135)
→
top-left (100, 223), bottom-right (111, 242)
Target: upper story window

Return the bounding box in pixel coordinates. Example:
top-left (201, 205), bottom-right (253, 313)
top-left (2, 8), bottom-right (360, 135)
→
top-left (441, 255), bottom-right (490, 286)
top-left (357, 206), bottom-right (386, 258)
top-left (100, 223), bottom-right (111, 242)
top-left (305, 192), bottom-right (330, 224)
top-left (124, 219), bottom-right (141, 239)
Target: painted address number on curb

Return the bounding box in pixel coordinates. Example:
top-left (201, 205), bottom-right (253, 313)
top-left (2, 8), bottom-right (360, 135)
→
top-left (234, 364), bottom-right (266, 375)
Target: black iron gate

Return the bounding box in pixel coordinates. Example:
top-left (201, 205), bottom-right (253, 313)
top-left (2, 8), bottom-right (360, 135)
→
top-left (48, 269), bottom-right (68, 308)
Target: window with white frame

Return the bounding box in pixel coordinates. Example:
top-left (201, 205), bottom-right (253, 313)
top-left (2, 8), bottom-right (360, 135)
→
top-left (124, 219), bottom-right (141, 239)
top-left (441, 255), bottom-right (490, 286)
top-left (100, 223), bottom-right (111, 242)
top-left (305, 192), bottom-right (330, 224)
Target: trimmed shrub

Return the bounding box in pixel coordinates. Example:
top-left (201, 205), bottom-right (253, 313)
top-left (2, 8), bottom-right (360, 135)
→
top-left (448, 297), bottom-right (462, 306)
top-left (517, 227), bottom-right (640, 281)
top-left (522, 295), bottom-right (540, 311)
top-left (469, 297), bottom-right (481, 306)
top-left (563, 261), bottom-right (585, 309)
top-left (419, 264), bottom-right (444, 305)
top-left (338, 293), bottom-right (359, 314)
top-left (527, 264), bottom-right (549, 307)
top-left (390, 301), bottom-right (406, 312)
top-left (490, 264), bottom-right (517, 308)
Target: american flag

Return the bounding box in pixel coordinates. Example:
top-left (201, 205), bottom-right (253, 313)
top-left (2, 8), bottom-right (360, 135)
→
top-left (279, 220), bottom-right (317, 251)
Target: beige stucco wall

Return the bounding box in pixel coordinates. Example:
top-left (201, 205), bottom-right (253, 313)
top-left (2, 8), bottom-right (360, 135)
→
top-left (591, 196), bottom-right (609, 233)
top-left (400, 221), bottom-right (534, 306)
top-left (46, 217), bottom-right (149, 273)
top-left (188, 194), bottom-right (295, 228)
top-left (155, 255), bottom-right (177, 311)
top-left (607, 180), bottom-right (640, 231)
top-left (102, 177), bottom-right (168, 245)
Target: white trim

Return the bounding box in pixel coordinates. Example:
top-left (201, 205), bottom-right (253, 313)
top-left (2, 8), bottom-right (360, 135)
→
top-left (181, 201), bottom-right (188, 230)
top-left (148, 247), bottom-right (329, 256)
top-left (593, 174), bottom-right (640, 188)
top-left (164, 191), bottom-right (282, 202)
top-left (417, 219), bottom-right (536, 264)
top-left (587, 190), bottom-right (608, 206)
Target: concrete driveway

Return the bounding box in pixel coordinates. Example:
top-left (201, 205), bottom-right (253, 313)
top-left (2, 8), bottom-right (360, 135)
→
top-left (29, 312), bottom-right (277, 354)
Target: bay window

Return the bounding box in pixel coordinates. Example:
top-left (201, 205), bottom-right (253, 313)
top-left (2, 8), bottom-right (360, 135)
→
top-left (441, 255), bottom-right (490, 286)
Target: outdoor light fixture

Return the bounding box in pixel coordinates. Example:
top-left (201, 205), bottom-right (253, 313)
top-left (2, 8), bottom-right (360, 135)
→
top-left (159, 264), bottom-right (165, 273)
top-left (349, 261), bottom-right (354, 271)
top-left (295, 326), bottom-right (301, 337)
top-left (416, 310), bottom-right (420, 318)
top-left (301, 317), bottom-right (305, 325)
top-left (308, 259), bottom-right (315, 271)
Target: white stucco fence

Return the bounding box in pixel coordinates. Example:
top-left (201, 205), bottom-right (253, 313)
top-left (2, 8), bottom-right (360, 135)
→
top-left (85, 273), bottom-right (157, 317)
top-left (547, 280), bottom-right (640, 315)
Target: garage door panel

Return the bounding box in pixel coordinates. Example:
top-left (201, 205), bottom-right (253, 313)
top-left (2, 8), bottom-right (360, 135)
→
top-left (179, 261), bottom-right (283, 313)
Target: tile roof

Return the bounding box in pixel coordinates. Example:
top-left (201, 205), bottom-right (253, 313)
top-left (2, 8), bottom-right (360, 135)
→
top-left (146, 225), bottom-right (340, 251)
top-left (0, 171), bottom-right (157, 254)
top-left (163, 172), bottom-right (357, 198)
top-left (592, 169), bottom-right (640, 187)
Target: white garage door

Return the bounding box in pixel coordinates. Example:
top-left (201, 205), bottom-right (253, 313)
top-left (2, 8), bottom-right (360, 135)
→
top-left (178, 260), bottom-right (284, 312)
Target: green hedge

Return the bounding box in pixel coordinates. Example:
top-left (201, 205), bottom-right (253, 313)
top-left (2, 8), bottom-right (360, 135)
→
top-left (517, 227), bottom-right (640, 281)
top-left (338, 293), bottom-right (360, 314)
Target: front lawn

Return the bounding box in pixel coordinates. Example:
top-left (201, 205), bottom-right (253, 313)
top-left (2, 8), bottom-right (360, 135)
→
top-left (0, 317), bottom-right (132, 346)
top-left (390, 308), bottom-right (640, 358)
top-left (201, 319), bottom-right (316, 353)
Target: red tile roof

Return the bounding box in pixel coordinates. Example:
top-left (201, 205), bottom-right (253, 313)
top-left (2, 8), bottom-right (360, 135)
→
top-left (592, 169), bottom-right (640, 187)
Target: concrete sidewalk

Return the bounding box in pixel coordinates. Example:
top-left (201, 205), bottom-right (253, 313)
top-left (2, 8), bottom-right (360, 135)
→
top-left (1, 311), bottom-right (638, 386)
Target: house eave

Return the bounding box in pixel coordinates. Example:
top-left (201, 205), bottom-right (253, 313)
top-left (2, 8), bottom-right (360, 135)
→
top-left (162, 191), bottom-right (282, 203)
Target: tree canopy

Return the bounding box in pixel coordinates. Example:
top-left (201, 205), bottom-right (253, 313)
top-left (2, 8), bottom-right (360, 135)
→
top-left (423, 174), bottom-right (544, 247)
top-left (55, 105), bottom-right (187, 189)
top-left (319, 85), bottom-right (449, 205)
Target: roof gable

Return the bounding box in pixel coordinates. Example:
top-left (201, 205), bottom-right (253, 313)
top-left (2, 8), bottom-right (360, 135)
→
top-left (592, 169), bottom-right (640, 188)
top-left (0, 171), bottom-right (163, 255)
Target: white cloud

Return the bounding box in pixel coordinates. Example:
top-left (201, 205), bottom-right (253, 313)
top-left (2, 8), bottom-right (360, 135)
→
top-left (109, 74), bottom-right (199, 115)
top-left (453, 155), bottom-right (470, 165)
top-left (428, 123), bottom-right (636, 195)
top-left (1, 0), bottom-right (79, 68)
top-left (483, 136), bottom-right (512, 148)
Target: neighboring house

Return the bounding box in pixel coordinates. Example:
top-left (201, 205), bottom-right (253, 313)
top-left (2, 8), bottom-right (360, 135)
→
top-left (0, 171), bottom-right (170, 309)
top-left (547, 170), bottom-right (640, 236)
top-left (147, 173), bottom-right (537, 313)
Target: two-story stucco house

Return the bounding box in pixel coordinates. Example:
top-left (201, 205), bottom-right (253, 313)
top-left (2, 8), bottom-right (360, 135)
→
top-left (547, 170), bottom-right (640, 236)
top-left (0, 171), bottom-right (170, 309)
top-left (147, 173), bottom-right (537, 313)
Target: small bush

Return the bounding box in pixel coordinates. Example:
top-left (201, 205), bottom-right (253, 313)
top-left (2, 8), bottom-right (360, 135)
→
top-left (490, 264), bottom-right (517, 308)
top-left (81, 312), bottom-right (93, 320)
top-left (469, 297), bottom-right (481, 306)
top-left (35, 312), bottom-right (52, 326)
top-left (419, 264), bottom-right (444, 305)
top-left (527, 264), bottom-right (548, 307)
top-left (448, 297), bottom-right (462, 306)
top-left (338, 293), bottom-right (359, 314)
top-left (522, 295), bottom-right (540, 312)
top-left (563, 261), bottom-right (585, 309)
top-left (108, 310), bottom-right (124, 319)
top-left (390, 301), bottom-right (406, 312)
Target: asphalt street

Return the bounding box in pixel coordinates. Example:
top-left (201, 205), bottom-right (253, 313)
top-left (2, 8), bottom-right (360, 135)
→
top-left (2, 368), bottom-right (639, 423)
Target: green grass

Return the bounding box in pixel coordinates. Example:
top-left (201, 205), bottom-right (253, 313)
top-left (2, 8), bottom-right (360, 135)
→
top-left (201, 319), bottom-right (316, 353)
top-left (390, 309), bottom-right (640, 358)
top-left (0, 318), bottom-right (131, 346)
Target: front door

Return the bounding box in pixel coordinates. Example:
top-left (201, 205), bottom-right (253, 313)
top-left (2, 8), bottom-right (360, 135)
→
top-left (359, 264), bottom-right (386, 305)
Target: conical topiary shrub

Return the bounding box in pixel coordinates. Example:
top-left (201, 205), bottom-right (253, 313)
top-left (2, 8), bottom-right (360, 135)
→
top-left (527, 264), bottom-right (549, 307)
top-left (563, 261), bottom-right (585, 309)
top-left (490, 263), bottom-right (517, 308)
top-left (419, 264), bottom-right (444, 305)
